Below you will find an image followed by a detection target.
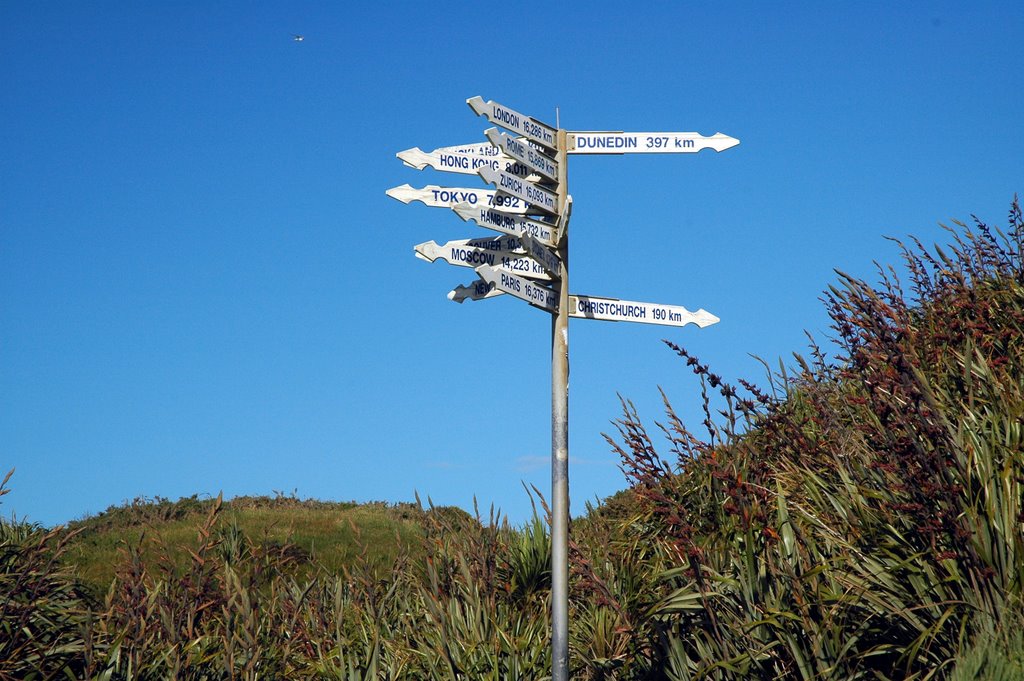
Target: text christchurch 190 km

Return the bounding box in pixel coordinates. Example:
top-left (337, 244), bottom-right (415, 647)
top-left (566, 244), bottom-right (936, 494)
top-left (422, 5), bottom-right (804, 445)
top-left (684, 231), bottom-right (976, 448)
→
top-left (569, 295), bottom-right (720, 328)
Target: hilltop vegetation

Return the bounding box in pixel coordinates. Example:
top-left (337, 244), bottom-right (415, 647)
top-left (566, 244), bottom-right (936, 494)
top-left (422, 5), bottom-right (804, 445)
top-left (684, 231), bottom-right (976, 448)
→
top-left (2, 198), bottom-right (1023, 679)
top-left (61, 493), bottom-right (439, 595)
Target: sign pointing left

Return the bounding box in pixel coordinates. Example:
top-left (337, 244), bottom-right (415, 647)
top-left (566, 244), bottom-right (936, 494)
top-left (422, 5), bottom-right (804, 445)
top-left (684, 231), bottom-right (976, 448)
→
top-left (478, 166), bottom-right (559, 216)
top-left (448, 278), bottom-right (504, 303)
top-left (415, 238), bottom-right (553, 281)
top-left (467, 96), bottom-right (558, 150)
top-left (397, 142), bottom-right (539, 179)
top-left (477, 265), bottom-right (558, 312)
top-left (397, 142), bottom-right (513, 174)
top-left (485, 128), bottom-right (559, 182)
top-left (386, 184), bottom-right (530, 213)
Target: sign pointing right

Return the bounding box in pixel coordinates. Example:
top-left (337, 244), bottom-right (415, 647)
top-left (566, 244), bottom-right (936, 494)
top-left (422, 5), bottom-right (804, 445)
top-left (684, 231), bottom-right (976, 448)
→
top-left (568, 131), bottom-right (739, 154)
top-left (569, 295), bottom-right (719, 328)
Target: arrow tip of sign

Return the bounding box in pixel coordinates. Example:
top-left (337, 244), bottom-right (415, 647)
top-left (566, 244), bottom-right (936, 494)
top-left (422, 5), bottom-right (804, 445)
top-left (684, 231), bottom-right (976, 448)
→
top-left (466, 96), bottom-right (486, 116)
top-left (413, 241), bottom-right (439, 262)
top-left (475, 264), bottom-right (498, 282)
top-left (385, 184), bottom-right (414, 203)
top-left (451, 202), bottom-right (475, 221)
top-left (694, 310), bottom-right (721, 327)
top-left (447, 289), bottom-right (464, 303)
top-left (477, 165), bottom-right (498, 183)
top-left (713, 134), bottom-right (741, 151)
top-left (396, 147), bottom-right (429, 169)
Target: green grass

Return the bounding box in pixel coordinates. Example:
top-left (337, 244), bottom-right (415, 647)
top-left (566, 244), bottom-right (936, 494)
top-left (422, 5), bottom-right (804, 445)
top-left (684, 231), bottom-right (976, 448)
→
top-left (61, 494), bottom-right (442, 596)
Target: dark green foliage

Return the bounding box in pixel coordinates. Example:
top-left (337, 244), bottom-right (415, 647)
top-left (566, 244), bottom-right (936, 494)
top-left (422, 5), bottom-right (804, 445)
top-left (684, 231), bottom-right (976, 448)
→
top-left (0, 470), bottom-right (93, 680)
top-left (608, 197), bottom-right (1024, 679)
top-left (2, 198), bottom-right (1023, 678)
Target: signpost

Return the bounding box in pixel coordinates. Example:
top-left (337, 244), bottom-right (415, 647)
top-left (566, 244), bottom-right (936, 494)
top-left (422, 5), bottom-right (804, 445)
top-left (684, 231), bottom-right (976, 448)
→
top-left (386, 183), bottom-right (531, 213)
top-left (397, 141), bottom-right (536, 178)
top-left (415, 237), bottom-right (554, 281)
top-left (478, 165), bottom-right (559, 215)
top-left (476, 265), bottom-right (558, 312)
top-left (452, 202), bottom-right (560, 247)
top-left (568, 131), bottom-right (740, 154)
top-left (485, 127), bottom-right (559, 181)
top-left (388, 96), bottom-right (738, 681)
top-left (569, 294), bottom-right (720, 327)
top-left (448, 278), bottom-right (503, 303)
top-left (520, 232), bottom-right (561, 278)
top-left (468, 96), bottom-right (558, 149)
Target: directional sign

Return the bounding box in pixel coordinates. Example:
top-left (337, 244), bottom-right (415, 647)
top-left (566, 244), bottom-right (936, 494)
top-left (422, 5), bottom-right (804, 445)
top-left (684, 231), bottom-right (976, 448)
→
top-left (477, 265), bottom-right (558, 312)
top-left (484, 128), bottom-right (558, 182)
top-left (415, 236), bottom-right (521, 267)
top-left (386, 184), bottom-right (531, 213)
top-left (415, 238), bottom-right (553, 281)
top-left (448, 278), bottom-right (505, 303)
top-left (452, 202), bottom-right (559, 247)
top-left (467, 96), bottom-right (558, 150)
top-left (568, 131), bottom-right (740, 154)
top-left (520, 233), bottom-right (561, 277)
top-left (396, 142), bottom-right (538, 179)
top-left (478, 166), bottom-right (558, 216)
top-left (568, 295), bottom-right (719, 328)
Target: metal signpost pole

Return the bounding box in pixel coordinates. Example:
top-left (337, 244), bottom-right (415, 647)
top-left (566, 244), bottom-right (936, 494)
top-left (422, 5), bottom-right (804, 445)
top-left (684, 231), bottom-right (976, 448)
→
top-left (388, 97), bottom-right (737, 681)
top-left (550, 127), bottom-right (570, 681)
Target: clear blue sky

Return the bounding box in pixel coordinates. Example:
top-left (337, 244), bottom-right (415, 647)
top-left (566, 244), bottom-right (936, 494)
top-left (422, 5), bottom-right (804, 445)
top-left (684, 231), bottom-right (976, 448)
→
top-left (2, 2), bottom-right (1021, 527)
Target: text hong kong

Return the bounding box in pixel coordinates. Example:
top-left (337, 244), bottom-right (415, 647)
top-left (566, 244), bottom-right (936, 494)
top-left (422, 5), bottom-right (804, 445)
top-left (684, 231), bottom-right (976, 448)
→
top-left (437, 153), bottom-right (531, 176)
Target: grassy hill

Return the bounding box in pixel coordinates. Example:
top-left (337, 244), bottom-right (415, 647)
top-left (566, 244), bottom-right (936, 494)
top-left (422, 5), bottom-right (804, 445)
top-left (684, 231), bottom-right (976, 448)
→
top-left (61, 493), bottom-right (471, 596)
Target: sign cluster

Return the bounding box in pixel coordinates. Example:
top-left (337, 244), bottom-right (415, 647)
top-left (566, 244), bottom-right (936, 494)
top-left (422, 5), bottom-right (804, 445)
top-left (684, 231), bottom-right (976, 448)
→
top-left (389, 97), bottom-right (568, 312)
top-left (387, 96), bottom-right (735, 327)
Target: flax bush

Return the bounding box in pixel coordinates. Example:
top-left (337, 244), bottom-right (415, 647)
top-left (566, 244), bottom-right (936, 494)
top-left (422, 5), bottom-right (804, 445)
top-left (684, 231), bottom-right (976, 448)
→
top-left (609, 197), bottom-right (1024, 679)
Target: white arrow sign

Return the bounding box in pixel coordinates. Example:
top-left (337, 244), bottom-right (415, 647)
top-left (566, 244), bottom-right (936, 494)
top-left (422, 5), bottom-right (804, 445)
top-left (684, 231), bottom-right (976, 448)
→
top-left (386, 184), bottom-right (530, 213)
top-left (452, 203), bottom-right (559, 247)
top-left (484, 128), bottom-right (558, 182)
top-left (520, 233), bottom-right (561, 277)
top-left (478, 165), bottom-right (559, 216)
top-left (467, 96), bottom-right (558, 150)
top-left (568, 131), bottom-right (740, 154)
top-left (448, 278), bottom-right (505, 303)
top-left (396, 142), bottom-right (538, 179)
top-left (569, 295), bottom-right (719, 328)
top-left (415, 238), bottom-right (553, 281)
top-left (477, 265), bottom-right (558, 312)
